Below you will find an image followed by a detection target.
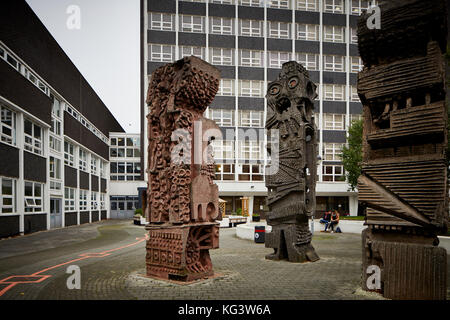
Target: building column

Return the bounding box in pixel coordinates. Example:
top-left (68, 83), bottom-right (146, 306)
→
top-left (16, 112), bottom-right (25, 235)
top-left (248, 195), bottom-right (254, 222)
top-left (349, 195), bottom-right (358, 216)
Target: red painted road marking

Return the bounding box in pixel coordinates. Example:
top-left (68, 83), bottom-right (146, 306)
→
top-left (0, 234), bottom-right (148, 297)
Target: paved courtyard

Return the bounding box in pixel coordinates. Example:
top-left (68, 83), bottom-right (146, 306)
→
top-left (0, 220), bottom-right (448, 300)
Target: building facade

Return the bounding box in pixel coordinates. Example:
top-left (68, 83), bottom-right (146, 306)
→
top-left (0, 1), bottom-right (124, 238)
top-left (142, 0), bottom-right (374, 217)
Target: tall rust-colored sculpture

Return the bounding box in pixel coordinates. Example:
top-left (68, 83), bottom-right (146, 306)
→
top-left (144, 56), bottom-right (222, 281)
top-left (264, 61), bottom-right (319, 263)
top-left (357, 0), bottom-right (448, 299)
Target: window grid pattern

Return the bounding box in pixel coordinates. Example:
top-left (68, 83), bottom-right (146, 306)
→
top-left (212, 140), bottom-right (235, 160)
top-left (323, 84), bottom-right (345, 101)
top-left (296, 53), bottom-right (319, 71)
top-left (323, 113), bottom-right (346, 130)
top-left (110, 162), bottom-right (142, 181)
top-left (268, 21), bottom-right (291, 39)
top-left (324, 26), bottom-right (345, 43)
top-left (210, 17), bottom-right (234, 35)
top-left (209, 109), bottom-right (235, 127)
top-left (323, 143), bottom-right (344, 161)
top-left (239, 49), bottom-right (264, 67)
top-left (79, 189), bottom-right (88, 211)
top-left (297, 0), bottom-right (319, 11)
top-left (238, 140), bottom-right (263, 160)
top-left (324, 55), bottom-right (345, 72)
top-left (210, 48), bottom-right (234, 66)
top-left (217, 79), bottom-right (235, 96)
top-left (1, 177), bottom-right (15, 213)
top-left (64, 187), bottom-right (76, 211)
top-left (25, 181), bottom-right (43, 213)
top-left (268, 51), bottom-right (291, 69)
top-left (149, 12), bottom-right (175, 31)
top-left (179, 46), bottom-right (205, 60)
top-left (239, 20), bottom-right (263, 37)
top-left (239, 110), bottom-right (264, 127)
top-left (322, 164), bottom-right (345, 182)
top-left (324, 0), bottom-right (345, 13)
top-left (79, 149), bottom-right (88, 172)
top-left (149, 44), bottom-right (175, 62)
top-left (239, 80), bottom-right (264, 97)
top-left (297, 24), bottom-right (319, 41)
top-left (180, 15), bottom-right (205, 33)
top-left (24, 119), bottom-right (42, 155)
top-left (64, 141), bottom-right (75, 167)
top-left (0, 105), bottom-right (16, 146)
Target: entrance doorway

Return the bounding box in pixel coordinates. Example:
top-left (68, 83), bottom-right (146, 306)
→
top-left (50, 198), bottom-right (62, 229)
top-left (110, 196), bottom-right (139, 219)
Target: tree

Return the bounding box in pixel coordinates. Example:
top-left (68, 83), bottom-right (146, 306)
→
top-left (340, 119), bottom-right (363, 191)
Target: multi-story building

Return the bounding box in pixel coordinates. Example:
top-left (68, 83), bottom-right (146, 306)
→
top-left (142, 0), bottom-right (375, 218)
top-left (0, 1), bottom-right (124, 238)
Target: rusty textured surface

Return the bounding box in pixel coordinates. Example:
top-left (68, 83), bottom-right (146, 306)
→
top-left (264, 61), bottom-right (320, 263)
top-left (357, 0), bottom-right (448, 299)
top-left (144, 56), bottom-right (221, 281)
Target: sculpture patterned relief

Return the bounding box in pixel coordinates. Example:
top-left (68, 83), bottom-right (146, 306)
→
top-left (144, 56), bottom-right (222, 281)
top-left (264, 61), bottom-right (319, 263)
top-left (357, 0), bottom-right (448, 299)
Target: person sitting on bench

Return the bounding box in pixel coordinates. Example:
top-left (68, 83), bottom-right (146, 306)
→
top-left (329, 210), bottom-right (340, 233)
top-left (319, 211), bottom-right (331, 231)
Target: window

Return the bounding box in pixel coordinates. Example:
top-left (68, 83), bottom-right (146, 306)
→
top-left (91, 156), bottom-right (98, 175)
top-left (238, 164), bottom-right (263, 181)
top-left (215, 164), bottom-right (235, 181)
top-left (350, 86), bottom-right (360, 102)
top-left (217, 79), bottom-right (235, 96)
top-left (209, 47), bottom-right (234, 66)
top-left (350, 56), bottom-right (363, 73)
top-left (1, 177), bottom-right (15, 213)
top-left (239, 80), bottom-right (264, 97)
top-left (297, 0), bottom-right (319, 11)
top-left (351, 0), bottom-right (374, 15)
top-left (323, 113), bottom-right (345, 130)
top-left (50, 136), bottom-right (61, 152)
top-left (110, 136), bottom-right (140, 158)
top-left (79, 149), bottom-right (88, 172)
top-left (149, 44), bottom-right (175, 62)
top-left (100, 161), bottom-right (107, 178)
top-left (6, 53), bottom-right (19, 70)
top-left (323, 26), bottom-right (345, 43)
top-left (238, 140), bottom-right (263, 160)
top-left (239, 19), bottom-right (263, 37)
top-left (268, 21), bottom-right (291, 39)
top-left (79, 189), bottom-right (88, 211)
top-left (239, 49), bottom-right (264, 67)
top-left (51, 95), bottom-right (62, 118)
top-left (323, 143), bottom-right (343, 161)
top-left (91, 192), bottom-right (98, 210)
top-left (296, 53), bottom-right (319, 71)
top-left (239, 110), bottom-right (264, 127)
top-left (209, 109), bottom-right (235, 127)
top-left (180, 15), bottom-right (205, 33)
top-left (211, 140), bottom-right (234, 160)
top-left (64, 187), bottom-right (76, 211)
top-left (149, 12), bottom-right (175, 31)
top-left (210, 17), bottom-right (234, 35)
top-left (322, 164), bottom-right (345, 182)
top-left (323, 84), bottom-right (345, 101)
top-left (268, 51), bottom-right (291, 69)
top-left (324, 0), bottom-right (345, 13)
top-left (49, 156), bottom-right (61, 180)
top-left (24, 181), bottom-right (43, 212)
top-left (24, 119), bottom-right (42, 155)
top-left (110, 162), bottom-right (141, 181)
top-left (239, 0), bottom-right (261, 6)
top-left (64, 141), bottom-right (75, 167)
top-left (100, 193), bottom-right (106, 210)
top-left (323, 55), bottom-right (345, 72)
top-left (179, 46), bottom-right (205, 60)
top-left (297, 24), bottom-right (319, 41)
top-left (350, 28), bottom-right (358, 44)
top-left (0, 105), bottom-right (16, 146)
top-left (211, 0), bottom-right (234, 4)
top-left (269, 0), bottom-right (290, 9)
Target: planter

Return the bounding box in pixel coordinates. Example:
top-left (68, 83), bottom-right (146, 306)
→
top-left (133, 215), bottom-right (141, 225)
top-left (252, 216), bottom-right (260, 222)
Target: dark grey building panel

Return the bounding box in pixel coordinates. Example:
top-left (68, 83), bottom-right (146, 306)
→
top-left (238, 6), bottom-right (264, 20)
top-left (323, 71), bottom-right (346, 84)
top-left (323, 101), bottom-right (346, 114)
top-left (0, 143), bottom-right (19, 178)
top-left (210, 96), bottom-right (235, 109)
top-left (215, 65), bottom-right (235, 78)
top-left (323, 161), bottom-right (343, 166)
top-left (323, 42), bottom-right (346, 55)
top-left (24, 151), bottom-right (46, 183)
top-left (350, 102), bottom-right (363, 114)
top-left (92, 211), bottom-right (99, 222)
top-left (209, 3), bottom-right (235, 18)
top-left (238, 97), bottom-right (264, 110)
top-left (101, 178), bottom-right (107, 193)
top-left (238, 67), bottom-right (264, 80)
top-left (148, 61), bottom-right (166, 75)
top-left (349, 15), bottom-right (359, 28)
top-left (237, 128), bottom-right (265, 141)
top-left (91, 175), bottom-right (99, 191)
top-left (79, 171), bottom-right (89, 190)
top-left (148, 0), bottom-right (176, 13)
top-left (24, 214), bottom-right (46, 234)
top-left (178, 1), bottom-right (206, 15)
top-left (267, 38), bottom-right (292, 51)
top-left (295, 11), bottom-right (320, 24)
top-left (209, 34), bottom-right (235, 48)
top-left (101, 210), bottom-right (107, 220)
top-left (64, 165), bottom-right (77, 188)
top-left (323, 13), bottom-right (346, 26)
top-left (309, 71), bottom-right (320, 83)
top-left (147, 30), bottom-right (176, 44)
top-left (267, 8), bottom-right (291, 22)
top-left (267, 68), bottom-right (281, 81)
top-left (220, 127), bottom-right (235, 140)
top-left (65, 212), bottom-right (77, 226)
top-left (350, 73), bottom-right (358, 85)
top-left (295, 40), bottom-right (320, 53)
top-left (322, 130), bottom-right (347, 143)
top-left (80, 212), bottom-right (89, 224)
top-left (238, 36), bottom-right (264, 50)
top-left (0, 216), bottom-right (19, 238)
top-left (178, 32), bottom-right (206, 46)
top-left (350, 44), bottom-right (359, 56)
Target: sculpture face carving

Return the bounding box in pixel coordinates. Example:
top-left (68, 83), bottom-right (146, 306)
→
top-left (264, 61), bottom-right (319, 263)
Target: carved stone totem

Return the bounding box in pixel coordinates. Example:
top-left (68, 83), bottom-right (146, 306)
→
top-left (144, 56), bottom-right (222, 281)
top-left (264, 61), bottom-right (319, 263)
top-left (357, 0), bottom-right (448, 299)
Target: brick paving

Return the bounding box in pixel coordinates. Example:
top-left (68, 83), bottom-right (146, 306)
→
top-left (0, 220), bottom-right (448, 300)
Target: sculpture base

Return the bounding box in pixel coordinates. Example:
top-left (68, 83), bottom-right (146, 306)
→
top-left (265, 223), bottom-right (319, 263)
top-left (145, 222), bottom-right (219, 282)
top-left (362, 227), bottom-right (447, 300)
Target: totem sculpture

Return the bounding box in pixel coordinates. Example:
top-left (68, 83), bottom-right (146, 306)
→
top-left (264, 61), bottom-right (320, 263)
top-left (357, 0), bottom-right (448, 299)
top-left (144, 56), bottom-right (222, 281)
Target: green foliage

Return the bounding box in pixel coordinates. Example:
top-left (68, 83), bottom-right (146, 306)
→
top-left (134, 208), bottom-right (143, 216)
top-left (340, 119), bottom-right (363, 191)
top-left (236, 208), bottom-right (242, 215)
top-left (252, 212), bottom-right (260, 217)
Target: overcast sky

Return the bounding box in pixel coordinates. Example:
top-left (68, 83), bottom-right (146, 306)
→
top-left (26, 0), bottom-right (140, 133)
